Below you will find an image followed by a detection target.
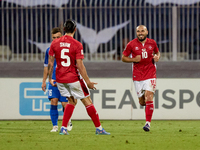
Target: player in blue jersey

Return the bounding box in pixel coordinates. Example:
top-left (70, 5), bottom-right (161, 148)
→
top-left (41, 27), bottom-right (72, 132)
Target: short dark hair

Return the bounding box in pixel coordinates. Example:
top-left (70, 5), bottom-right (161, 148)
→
top-left (51, 27), bottom-right (62, 34)
top-left (63, 19), bottom-right (76, 33)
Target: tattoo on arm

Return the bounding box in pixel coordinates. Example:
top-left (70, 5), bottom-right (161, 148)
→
top-left (48, 55), bottom-right (54, 80)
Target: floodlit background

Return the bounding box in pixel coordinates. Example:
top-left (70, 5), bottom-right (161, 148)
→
top-left (1, 0), bottom-right (200, 61)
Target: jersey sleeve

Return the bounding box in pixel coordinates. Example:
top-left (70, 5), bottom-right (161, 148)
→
top-left (44, 48), bottom-right (49, 67)
top-left (122, 43), bottom-right (132, 57)
top-left (76, 44), bottom-right (84, 60)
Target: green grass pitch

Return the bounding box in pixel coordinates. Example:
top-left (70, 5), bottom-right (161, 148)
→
top-left (0, 120), bottom-right (200, 150)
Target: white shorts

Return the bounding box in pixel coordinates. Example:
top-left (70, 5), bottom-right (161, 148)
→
top-left (57, 79), bottom-right (90, 100)
top-left (134, 78), bottom-right (156, 98)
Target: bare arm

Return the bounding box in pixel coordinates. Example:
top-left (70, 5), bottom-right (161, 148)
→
top-left (76, 59), bottom-right (97, 89)
top-left (121, 54), bottom-right (141, 63)
top-left (41, 66), bottom-right (48, 91)
top-left (153, 51), bottom-right (160, 62)
top-left (48, 55), bottom-right (56, 86)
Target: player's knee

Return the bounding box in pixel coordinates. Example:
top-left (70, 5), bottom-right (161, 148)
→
top-left (81, 96), bottom-right (93, 106)
top-left (50, 98), bottom-right (58, 105)
top-left (139, 97), bottom-right (146, 106)
top-left (68, 96), bottom-right (77, 106)
top-left (68, 100), bottom-right (77, 106)
top-left (145, 91), bottom-right (154, 101)
top-left (139, 101), bottom-right (146, 106)
top-left (61, 102), bottom-right (68, 108)
top-left (145, 95), bottom-right (153, 102)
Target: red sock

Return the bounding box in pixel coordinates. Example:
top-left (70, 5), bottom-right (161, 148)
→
top-left (145, 101), bottom-right (154, 122)
top-left (62, 104), bottom-right (75, 127)
top-left (86, 104), bottom-right (101, 127)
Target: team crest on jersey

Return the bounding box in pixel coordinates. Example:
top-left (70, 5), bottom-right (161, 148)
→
top-left (149, 46), bottom-right (152, 50)
top-left (60, 42), bottom-right (70, 47)
top-left (142, 48), bottom-right (146, 52)
top-left (135, 47), bottom-right (139, 50)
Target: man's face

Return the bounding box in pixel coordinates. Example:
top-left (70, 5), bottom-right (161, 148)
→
top-left (136, 26), bottom-right (148, 42)
top-left (51, 32), bottom-right (62, 41)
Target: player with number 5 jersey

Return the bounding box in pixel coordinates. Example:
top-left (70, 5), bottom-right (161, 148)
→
top-left (48, 19), bottom-right (110, 135)
top-left (122, 25), bottom-right (160, 132)
top-left (41, 27), bottom-right (72, 133)
top-left (49, 35), bottom-right (83, 83)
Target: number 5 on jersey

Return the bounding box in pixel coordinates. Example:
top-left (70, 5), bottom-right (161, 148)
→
top-left (61, 48), bottom-right (70, 67)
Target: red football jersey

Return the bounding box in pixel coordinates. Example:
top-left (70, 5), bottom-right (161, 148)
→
top-left (123, 38), bottom-right (159, 81)
top-left (49, 35), bottom-right (84, 83)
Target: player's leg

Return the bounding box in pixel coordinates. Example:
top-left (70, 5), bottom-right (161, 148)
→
top-left (134, 80), bottom-right (146, 106)
top-left (59, 92), bottom-right (73, 131)
top-left (58, 91), bottom-right (68, 113)
top-left (49, 98), bottom-right (59, 132)
top-left (60, 96), bottom-right (77, 135)
top-left (61, 101), bottom-right (73, 131)
top-left (81, 96), bottom-right (101, 129)
top-left (81, 96), bottom-right (110, 135)
top-left (57, 82), bottom-right (76, 135)
top-left (48, 83), bottom-right (61, 132)
top-left (139, 95), bottom-right (146, 106)
top-left (66, 79), bottom-right (109, 135)
top-left (50, 85), bottom-right (72, 132)
top-left (143, 78), bottom-right (156, 132)
top-left (71, 79), bottom-right (108, 134)
top-left (143, 90), bottom-right (154, 131)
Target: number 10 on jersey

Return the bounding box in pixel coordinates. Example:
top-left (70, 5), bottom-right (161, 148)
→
top-left (142, 51), bottom-right (148, 59)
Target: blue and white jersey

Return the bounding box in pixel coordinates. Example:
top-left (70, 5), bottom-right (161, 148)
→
top-left (44, 47), bottom-right (56, 80)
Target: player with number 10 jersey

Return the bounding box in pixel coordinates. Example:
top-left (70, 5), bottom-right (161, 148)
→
top-left (123, 38), bottom-right (159, 81)
top-left (122, 25), bottom-right (160, 132)
top-left (49, 35), bottom-right (84, 83)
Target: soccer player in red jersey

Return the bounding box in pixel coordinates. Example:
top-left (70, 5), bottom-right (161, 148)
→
top-left (122, 25), bottom-right (160, 132)
top-left (42, 27), bottom-right (72, 132)
top-left (48, 19), bottom-right (110, 135)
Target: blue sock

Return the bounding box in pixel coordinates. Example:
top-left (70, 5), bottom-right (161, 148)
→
top-left (50, 105), bottom-right (58, 126)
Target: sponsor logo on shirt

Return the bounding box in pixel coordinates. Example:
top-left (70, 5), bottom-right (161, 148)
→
top-left (135, 47), bottom-right (139, 50)
top-left (60, 42), bottom-right (70, 47)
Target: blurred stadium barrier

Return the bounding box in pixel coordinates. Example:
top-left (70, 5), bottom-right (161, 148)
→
top-left (0, 0), bottom-right (199, 62)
